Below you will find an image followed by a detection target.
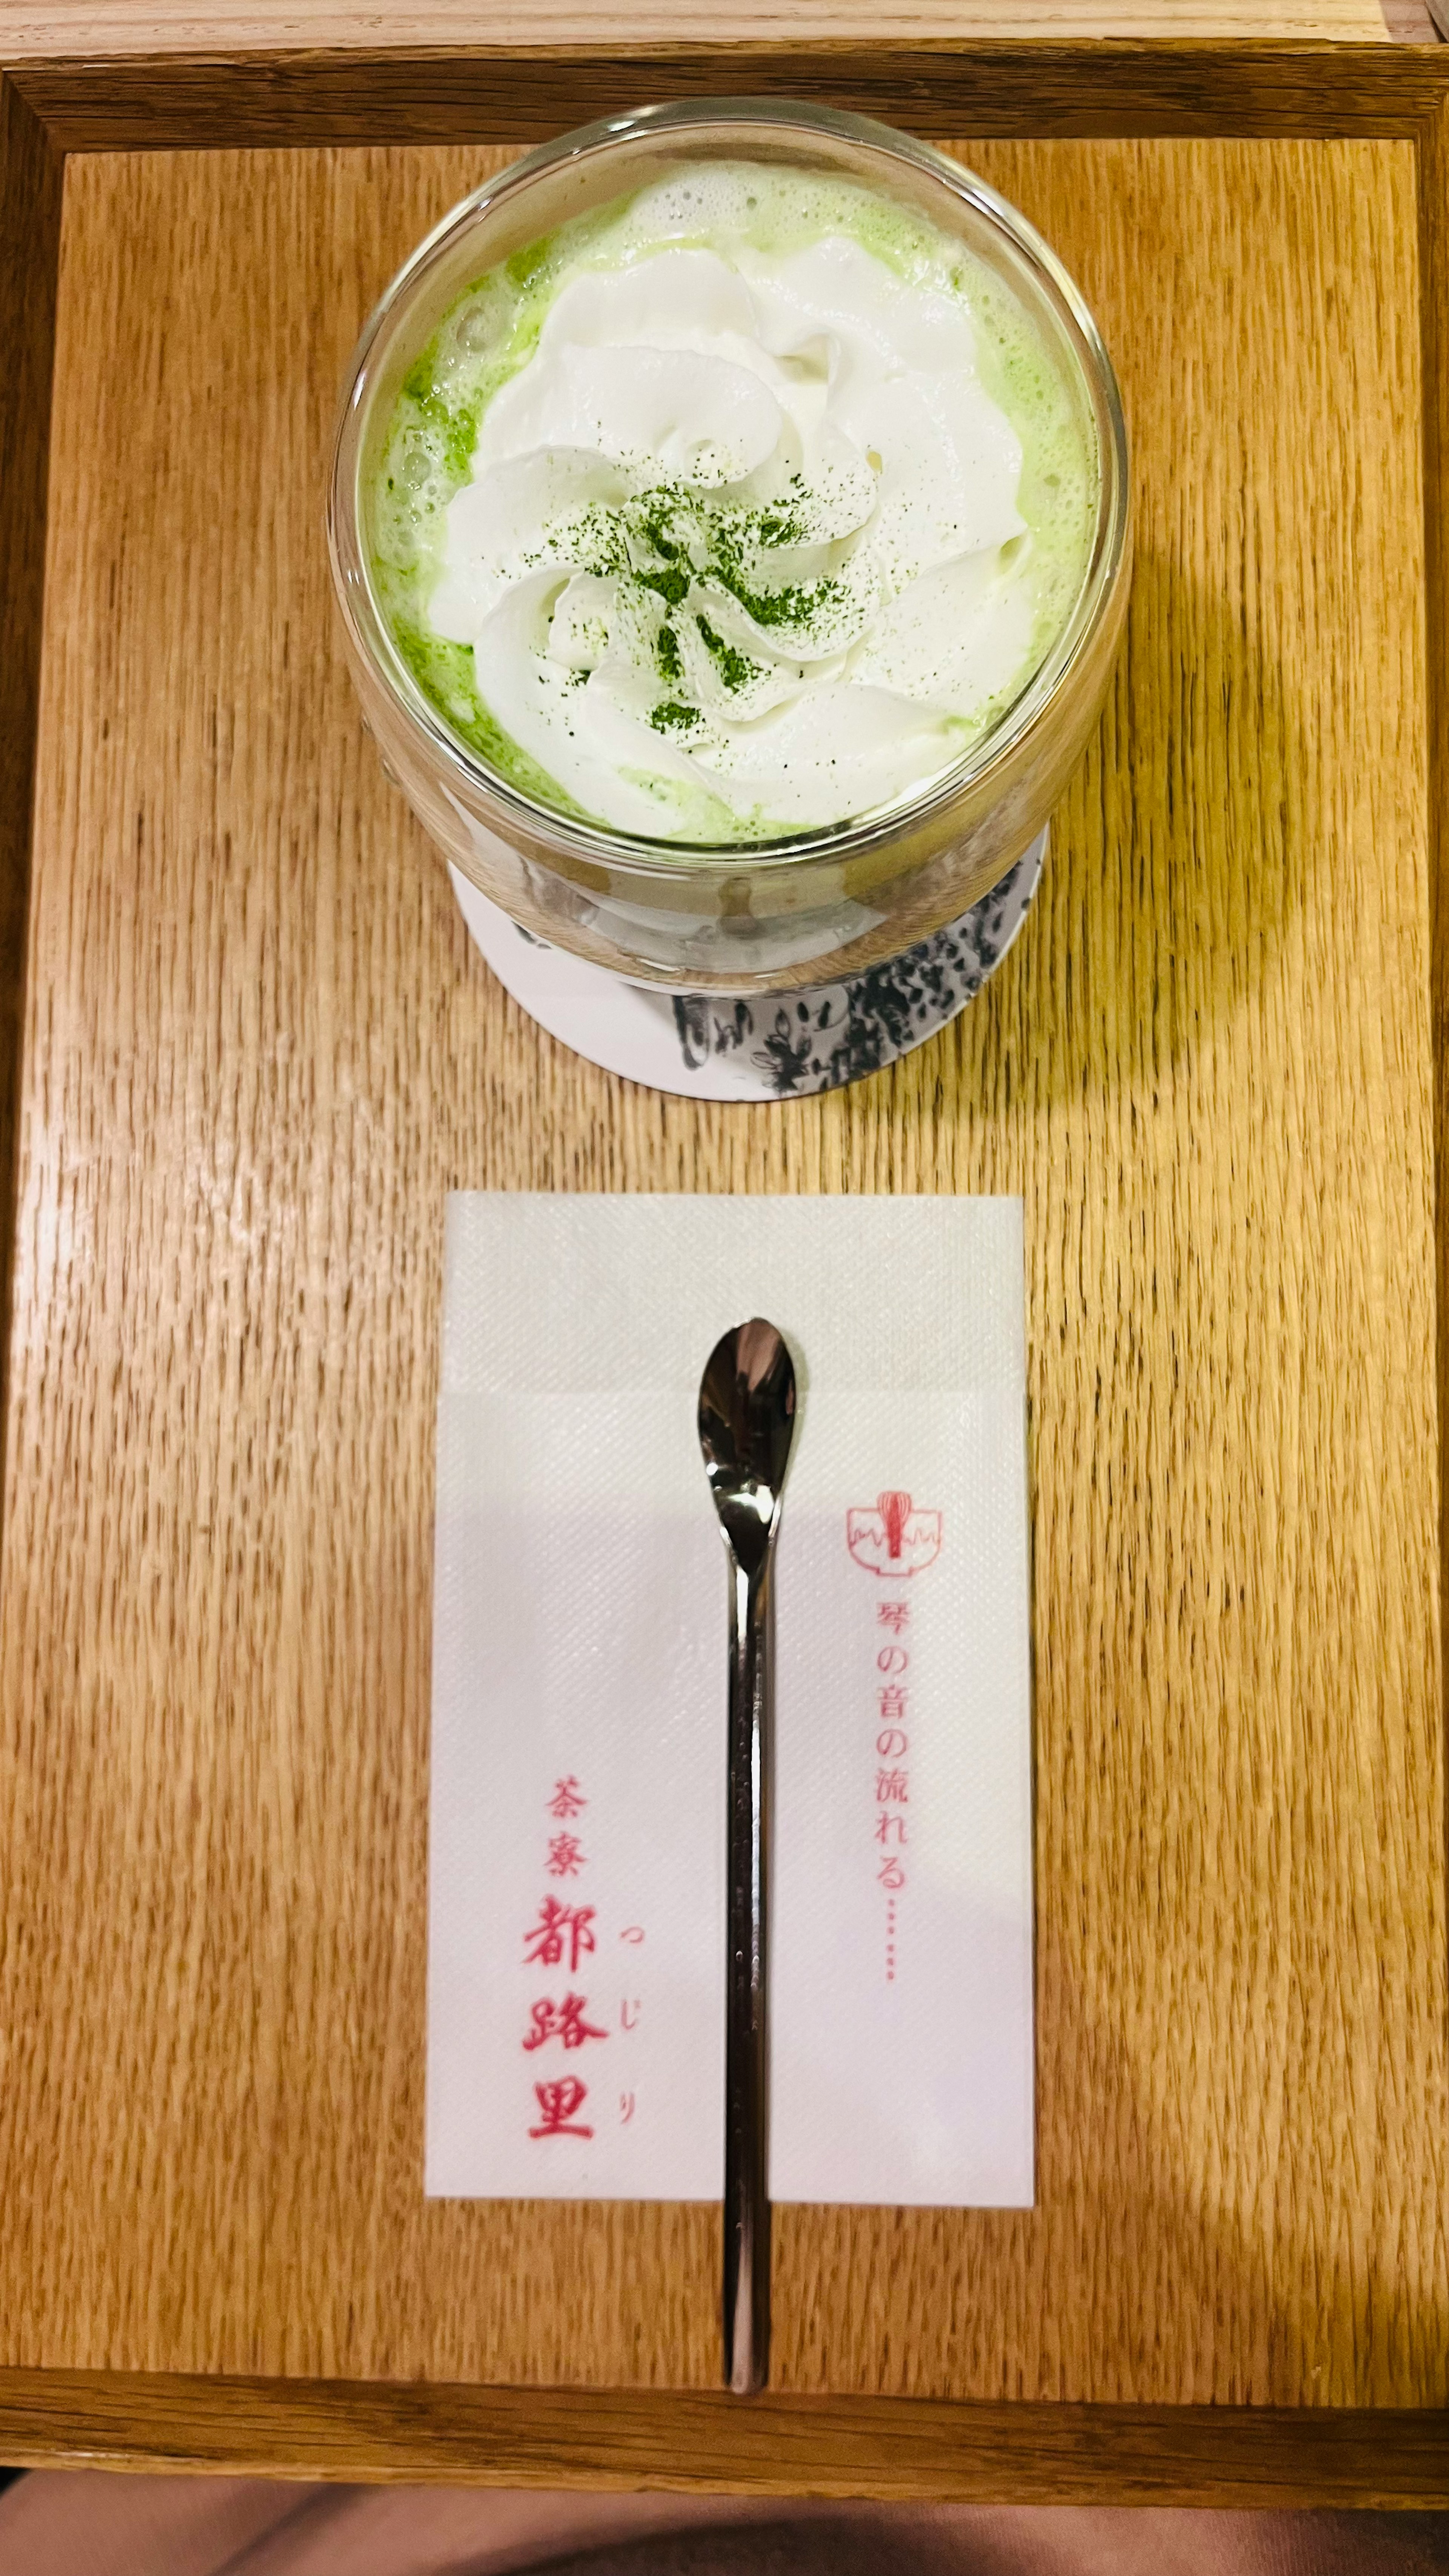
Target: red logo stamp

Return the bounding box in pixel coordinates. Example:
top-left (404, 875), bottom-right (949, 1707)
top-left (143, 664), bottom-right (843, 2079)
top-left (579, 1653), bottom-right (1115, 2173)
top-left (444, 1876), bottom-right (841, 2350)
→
top-left (846, 1489), bottom-right (942, 1576)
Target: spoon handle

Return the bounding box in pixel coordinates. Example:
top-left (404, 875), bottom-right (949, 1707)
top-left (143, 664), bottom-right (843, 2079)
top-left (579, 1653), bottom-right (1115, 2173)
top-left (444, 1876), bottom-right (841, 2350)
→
top-left (724, 1551), bottom-right (772, 2395)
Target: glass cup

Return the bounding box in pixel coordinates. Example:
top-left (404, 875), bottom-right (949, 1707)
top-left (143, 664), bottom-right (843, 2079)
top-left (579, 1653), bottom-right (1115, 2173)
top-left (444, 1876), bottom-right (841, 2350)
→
top-left (329, 98), bottom-right (1130, 994)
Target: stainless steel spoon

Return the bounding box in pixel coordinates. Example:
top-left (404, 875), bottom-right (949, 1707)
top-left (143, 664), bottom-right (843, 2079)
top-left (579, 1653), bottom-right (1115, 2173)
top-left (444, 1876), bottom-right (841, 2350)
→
top-left (697, 1317), bottom-right (798, 2397)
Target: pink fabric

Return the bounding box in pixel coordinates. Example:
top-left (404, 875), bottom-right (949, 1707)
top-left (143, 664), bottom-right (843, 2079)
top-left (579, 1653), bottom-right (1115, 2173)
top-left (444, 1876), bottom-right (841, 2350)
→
top-left (0, 2476), bottom-right (1446, 2576)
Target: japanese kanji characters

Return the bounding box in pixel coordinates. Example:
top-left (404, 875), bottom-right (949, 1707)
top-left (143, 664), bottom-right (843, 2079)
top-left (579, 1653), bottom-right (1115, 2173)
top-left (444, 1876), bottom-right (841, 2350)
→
top-left (529, 2077), bottom-right (593, 2139)
top-left (522, 1994), bottom-right (607, 2052)
top-left (522, 1779), bottom-right (641, 2141)
top-left (522, 1896), bottom-right (597, 1972)
top-left (870, 1599), bottom-right (911, 1976)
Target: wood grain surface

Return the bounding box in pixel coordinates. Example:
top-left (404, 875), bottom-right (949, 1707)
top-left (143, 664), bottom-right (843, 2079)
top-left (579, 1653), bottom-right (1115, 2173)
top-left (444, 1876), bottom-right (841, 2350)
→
top-left (0, 2), bottom-right (1399, 60)
top-left (0, 131), bottom-right (1443, 2423)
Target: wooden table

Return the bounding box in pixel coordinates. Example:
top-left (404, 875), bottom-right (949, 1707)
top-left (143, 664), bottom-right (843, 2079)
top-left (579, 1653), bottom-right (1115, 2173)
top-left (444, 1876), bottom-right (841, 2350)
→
top-left (0, 16), bottom-right (1448, 2509)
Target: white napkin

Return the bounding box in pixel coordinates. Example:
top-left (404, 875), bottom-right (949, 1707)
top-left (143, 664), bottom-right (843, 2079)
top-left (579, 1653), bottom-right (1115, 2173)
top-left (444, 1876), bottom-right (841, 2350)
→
top-left (427, 1193), bottom-right (1033, 2208)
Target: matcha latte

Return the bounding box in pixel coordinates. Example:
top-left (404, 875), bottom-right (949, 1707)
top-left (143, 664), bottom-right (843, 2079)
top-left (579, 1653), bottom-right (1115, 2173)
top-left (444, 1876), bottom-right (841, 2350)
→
top-left (368, 161), bottom-right (1095, 849)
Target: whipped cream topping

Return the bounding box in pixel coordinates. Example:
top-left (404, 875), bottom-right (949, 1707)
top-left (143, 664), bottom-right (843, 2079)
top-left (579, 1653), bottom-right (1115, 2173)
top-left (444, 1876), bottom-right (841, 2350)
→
top-left (375, 165), bottom-right (1092, 844)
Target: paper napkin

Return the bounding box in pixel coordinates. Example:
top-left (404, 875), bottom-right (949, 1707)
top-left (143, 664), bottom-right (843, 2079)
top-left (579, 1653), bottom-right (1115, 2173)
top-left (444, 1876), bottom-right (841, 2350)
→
top-left (427, 1193), bottom-right (1033, 2207)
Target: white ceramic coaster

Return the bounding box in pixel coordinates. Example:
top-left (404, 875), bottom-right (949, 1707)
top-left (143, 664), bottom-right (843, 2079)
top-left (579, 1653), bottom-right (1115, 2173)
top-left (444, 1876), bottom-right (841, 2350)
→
top-left (450, 825), bottom-right (1046, 1101)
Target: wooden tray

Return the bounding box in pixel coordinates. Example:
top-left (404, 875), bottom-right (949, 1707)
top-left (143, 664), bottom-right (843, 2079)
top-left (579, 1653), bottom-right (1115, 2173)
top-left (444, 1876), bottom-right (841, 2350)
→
top-left (2, 37), bottom-right (1449, 2508)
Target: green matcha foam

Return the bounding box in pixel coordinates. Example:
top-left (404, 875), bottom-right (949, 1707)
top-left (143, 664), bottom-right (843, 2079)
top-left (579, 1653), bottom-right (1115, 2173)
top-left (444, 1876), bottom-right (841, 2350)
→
top-left (367, 160), bottom-right (1096, 845)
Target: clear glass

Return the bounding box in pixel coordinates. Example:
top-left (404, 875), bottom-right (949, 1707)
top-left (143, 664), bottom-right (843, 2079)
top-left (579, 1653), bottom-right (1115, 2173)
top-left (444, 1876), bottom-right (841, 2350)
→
top-left (328, 98), bottom-right (1131, 993)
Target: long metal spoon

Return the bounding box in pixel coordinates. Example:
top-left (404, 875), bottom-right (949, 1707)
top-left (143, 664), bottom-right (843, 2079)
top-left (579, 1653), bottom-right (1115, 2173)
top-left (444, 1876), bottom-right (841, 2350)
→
top-left (697, 1317), bottom-right (797, 2397)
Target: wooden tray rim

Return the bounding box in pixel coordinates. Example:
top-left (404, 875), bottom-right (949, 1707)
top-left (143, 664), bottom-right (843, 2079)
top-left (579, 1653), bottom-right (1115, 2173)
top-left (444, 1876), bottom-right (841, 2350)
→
top-left (6, 38), bottom-right (1449, 153)
top-left (1, 37), bottom-right (1447, 2502)
top-left (1, 2373), bottom-right (1449, 2507)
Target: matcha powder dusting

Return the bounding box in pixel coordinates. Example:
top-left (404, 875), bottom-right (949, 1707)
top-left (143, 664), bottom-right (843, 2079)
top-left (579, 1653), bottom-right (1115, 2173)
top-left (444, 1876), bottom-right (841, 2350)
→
top-left (369, 157), bottom-right (1094, 843)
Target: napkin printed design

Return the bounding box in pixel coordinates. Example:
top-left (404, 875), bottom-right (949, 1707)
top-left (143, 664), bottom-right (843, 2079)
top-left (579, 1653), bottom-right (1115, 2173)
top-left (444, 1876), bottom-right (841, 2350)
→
top-left (846, 1489), bottom-right (943, 1576)
top-left (516, 1774), bottom-right (654, 2148)
top-left (427, 1194), bottom-right (1033, 2207)
top-left (843, 1498), bottom-right (945, 1986)
top-left (521, 1775), bottom-right (610, 2142)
